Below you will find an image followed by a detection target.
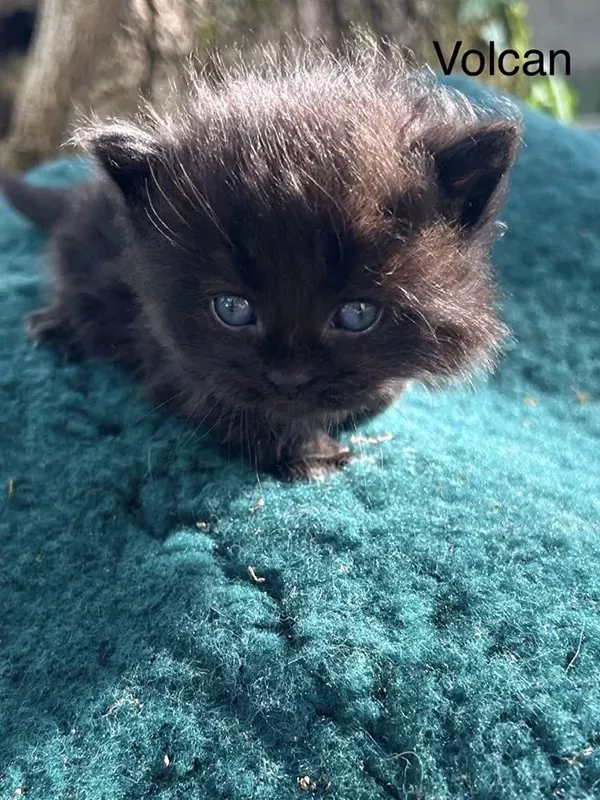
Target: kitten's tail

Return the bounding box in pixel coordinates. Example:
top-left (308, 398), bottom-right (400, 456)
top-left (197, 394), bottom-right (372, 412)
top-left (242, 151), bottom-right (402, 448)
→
top-left (0, 170), bottom-right (69, 231)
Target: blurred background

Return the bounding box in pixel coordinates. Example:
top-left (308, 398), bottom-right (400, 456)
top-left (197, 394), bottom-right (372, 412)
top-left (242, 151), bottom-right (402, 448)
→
top-left (0, 0), bottom-right (596, 170)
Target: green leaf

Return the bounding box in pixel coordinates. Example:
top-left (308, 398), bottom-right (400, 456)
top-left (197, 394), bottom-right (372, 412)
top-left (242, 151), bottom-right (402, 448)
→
top-left (528, 76), bottom-right (578, 123)
top-left (504, 2), bottom-right (531, 53)
top-left (479, 20), bottom-right (509, 50)
top-left (458, 0), bottom-right (511, 25)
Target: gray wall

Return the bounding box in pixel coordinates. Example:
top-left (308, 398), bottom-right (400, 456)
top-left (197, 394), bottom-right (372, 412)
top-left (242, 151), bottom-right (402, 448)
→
top-left (528, 0), bottom-right (600, 112)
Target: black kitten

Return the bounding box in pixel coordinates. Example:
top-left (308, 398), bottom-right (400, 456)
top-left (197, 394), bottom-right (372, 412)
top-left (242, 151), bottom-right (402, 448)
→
top-left (0, 47), bottom-right (520, 480)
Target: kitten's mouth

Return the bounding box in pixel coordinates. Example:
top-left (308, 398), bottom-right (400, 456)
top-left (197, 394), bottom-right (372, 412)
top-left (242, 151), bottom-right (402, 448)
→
top-left (211, 383), bottom-right (322, 419)
top-left (264, 391), bottom-right (357, 423)
top-left (266, 396), bottom-right (318, 417)
top-left (212, 376), bottom-right (403, 422)
top-left (265, 378), bottom-right (406, 420)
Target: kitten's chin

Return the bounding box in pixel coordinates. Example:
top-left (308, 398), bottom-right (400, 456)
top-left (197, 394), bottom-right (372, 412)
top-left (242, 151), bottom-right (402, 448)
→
top-left (209, 384), bottom-right (332, 421)
top-left (207, 378), bottom-right (407, 425)
top-left (267, 403), bottom-right (349, 425)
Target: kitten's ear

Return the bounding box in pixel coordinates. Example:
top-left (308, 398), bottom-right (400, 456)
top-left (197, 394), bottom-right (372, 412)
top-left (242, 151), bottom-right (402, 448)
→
top-left (429, 121), bottom-right (520, 232)
top-left (74, 123), bottom-right (162, 203)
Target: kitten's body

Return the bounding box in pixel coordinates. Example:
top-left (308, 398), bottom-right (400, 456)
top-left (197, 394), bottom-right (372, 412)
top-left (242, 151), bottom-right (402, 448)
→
top-left (0, 47), bottom-right (520, 479)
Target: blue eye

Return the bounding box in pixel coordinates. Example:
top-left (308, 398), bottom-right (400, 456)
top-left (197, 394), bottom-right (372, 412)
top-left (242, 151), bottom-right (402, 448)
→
top-left (332, 300), bottom-right (381, 332)
top-left (212, 295), bottom-right (256, 327)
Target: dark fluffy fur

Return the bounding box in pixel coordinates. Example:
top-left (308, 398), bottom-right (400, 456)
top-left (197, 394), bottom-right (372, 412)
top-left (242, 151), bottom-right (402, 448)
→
top-left (0, 46), bottom-right (521, 480)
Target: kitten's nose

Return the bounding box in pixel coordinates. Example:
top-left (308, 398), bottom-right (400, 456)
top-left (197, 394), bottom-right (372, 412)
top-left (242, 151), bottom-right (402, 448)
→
top-left (266, 368), bottom-right (312, 391)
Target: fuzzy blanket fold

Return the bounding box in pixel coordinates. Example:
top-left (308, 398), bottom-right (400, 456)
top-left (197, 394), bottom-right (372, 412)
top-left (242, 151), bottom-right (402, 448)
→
top-left (1, 82), bottom-right (599, 799)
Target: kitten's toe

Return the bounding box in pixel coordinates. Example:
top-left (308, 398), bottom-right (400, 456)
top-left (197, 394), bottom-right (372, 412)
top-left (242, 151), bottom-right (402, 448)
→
top-left (26, 307), bottom-right (82, 359)
top-left (276, 438), bottom-right (353, 482)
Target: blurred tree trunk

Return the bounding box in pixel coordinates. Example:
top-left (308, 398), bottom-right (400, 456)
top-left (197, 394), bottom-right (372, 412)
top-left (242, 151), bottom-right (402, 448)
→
top-left (197, 0), bottom-right (439, 56)
top-left (0, 0), bottom-right (449, 171)
top-left (1, 0), bottom-right (203, 170)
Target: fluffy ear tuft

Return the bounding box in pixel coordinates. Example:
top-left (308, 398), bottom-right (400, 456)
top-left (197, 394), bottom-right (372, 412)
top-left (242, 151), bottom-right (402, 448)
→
top-left (430, 121), bottom-right (520, 232)
top-left (73, 123), bottom-right (162, 202)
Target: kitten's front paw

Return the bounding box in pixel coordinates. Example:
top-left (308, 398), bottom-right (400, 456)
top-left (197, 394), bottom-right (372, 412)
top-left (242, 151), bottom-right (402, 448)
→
top-left (276, 436), bottom-right (353, 482)
top-left (26, 306), bottom-right (82, 359)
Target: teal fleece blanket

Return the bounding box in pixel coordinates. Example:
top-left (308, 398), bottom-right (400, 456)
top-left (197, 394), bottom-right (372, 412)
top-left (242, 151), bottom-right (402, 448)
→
top-left (1, 82), bottom-right (599, 800)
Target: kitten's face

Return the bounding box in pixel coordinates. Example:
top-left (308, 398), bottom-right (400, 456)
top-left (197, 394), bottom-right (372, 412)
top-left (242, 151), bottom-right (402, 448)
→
top-left (127, 155), bottom-right (503, 423)
top-left (85, 63), bottom-right (518, 424)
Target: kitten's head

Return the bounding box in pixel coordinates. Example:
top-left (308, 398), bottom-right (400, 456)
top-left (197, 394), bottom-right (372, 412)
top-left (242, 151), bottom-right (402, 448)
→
top-left (77, 48), bottom-right (520, 422)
